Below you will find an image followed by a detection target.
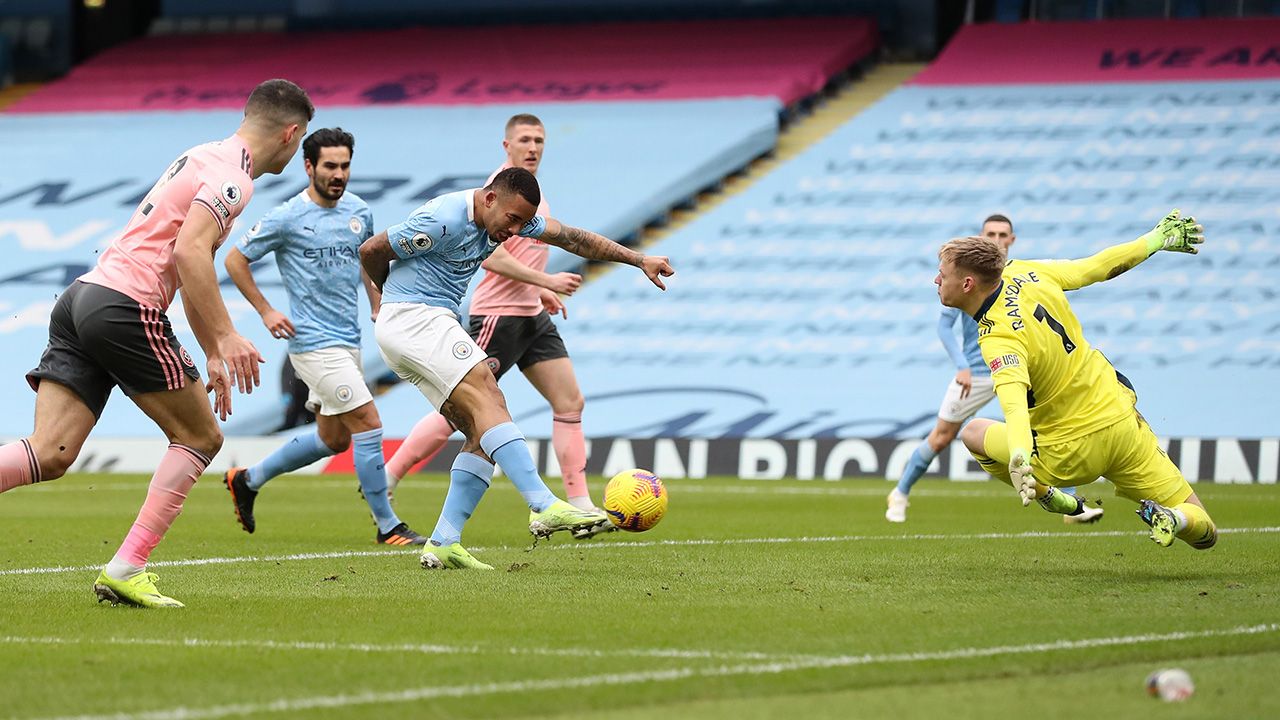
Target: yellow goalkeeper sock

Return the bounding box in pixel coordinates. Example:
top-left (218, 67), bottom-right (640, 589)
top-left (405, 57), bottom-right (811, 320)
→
top-left (1173, 503), bottom-right (1217, 549)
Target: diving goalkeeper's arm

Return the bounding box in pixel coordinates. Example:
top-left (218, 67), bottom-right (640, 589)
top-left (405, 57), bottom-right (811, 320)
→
top-left (1043, 209), bottom-right (1204, 292)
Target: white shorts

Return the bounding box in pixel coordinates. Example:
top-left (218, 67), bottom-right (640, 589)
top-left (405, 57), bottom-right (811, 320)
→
top-left (937, 373), bottom-right (995, 424)
top-left (288, 346), bottom-right (373, 416)
top-left (375, 302), bottom-right (485, 410)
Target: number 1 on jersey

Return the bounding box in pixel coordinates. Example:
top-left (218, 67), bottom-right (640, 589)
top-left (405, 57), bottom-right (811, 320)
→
top-left (1033, 304), bottom-right (1077, 353)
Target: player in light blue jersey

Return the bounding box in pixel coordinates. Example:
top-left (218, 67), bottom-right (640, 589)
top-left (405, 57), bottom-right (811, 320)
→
top-left (361, 167), bottom-right (674, 570)
top-left (887, 215), bottom-right (1097, 524)
top-left (222, 128), bottom-right (427, 546)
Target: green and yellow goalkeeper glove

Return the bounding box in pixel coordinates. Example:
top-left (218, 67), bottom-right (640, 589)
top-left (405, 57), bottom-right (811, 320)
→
top-left (1142, 208), bottom-right (1205, 255)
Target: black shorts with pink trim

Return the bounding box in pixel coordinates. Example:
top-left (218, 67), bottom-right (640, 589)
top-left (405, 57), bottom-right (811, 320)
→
top-left (468, 311), bottom-right (568, 380)
top-left (26, 281), bottom-right (201, 418)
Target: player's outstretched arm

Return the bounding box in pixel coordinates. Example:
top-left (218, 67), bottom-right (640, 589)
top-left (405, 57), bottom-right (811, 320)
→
top-left (359, 232), bottom-right (395, 293)
top-left (1048, 209), bottom-right (1204, 291)
top-left (174, 204), bottom-right (263, 406)
top-left (482, 244), bottom-right (582, 295)
top-left (225, 247), bottom-right (295, 340)
top-left (539, 218), bottom-right (674, 291)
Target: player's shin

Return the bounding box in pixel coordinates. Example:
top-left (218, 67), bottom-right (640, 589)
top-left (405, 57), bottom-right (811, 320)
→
top-left (106, 444), bottom-right (208, 579)
top-left (1034, 485), bottom-right (1080, 515)
top-left (351, 429), bottom-right (399, 533)
top-left (480, 422), bottom-right (557, 512)
top-left (552, 412), bottom-right (591, 508)
top-left (429, 453), bottom-right (493, 546)
top-left (1172, 503), bottom-right (1217, 549)
top-left (0, 439), bottom-right (40, 492)
top-left (246, 430), bottom-right (332, 490)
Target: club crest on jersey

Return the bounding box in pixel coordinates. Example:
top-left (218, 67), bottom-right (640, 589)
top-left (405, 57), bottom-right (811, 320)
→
top-left (988, 354), bottom-right (1020, 374)
top-left (452, 342), bottom-right (473, 360)
top-left (349, 217), bottom-right (364, 235)
top-left (221, 181), bottom-right (242, 206)
top-left (180, 348), bottom-right (195, 368)
top-left (412, 233), bottom-right (433, 251)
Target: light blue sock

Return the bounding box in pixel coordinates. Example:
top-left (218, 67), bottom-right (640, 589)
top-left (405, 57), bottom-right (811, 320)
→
top-left (352, 429), bottom-right (400, 534)
top-left (480, 422), bottom-right (557, 512)
top-left (896, 442), bottom-right (938, 495)
top-left (431, 453), bottom-right (493, 546)
top-left (247, 430), bottom-right (332, 490)
top-left (1061, 486), bottom-right (1077, 496)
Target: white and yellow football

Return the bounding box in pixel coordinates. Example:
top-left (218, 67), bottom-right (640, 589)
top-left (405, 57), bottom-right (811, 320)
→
top-left (602, 468), bottom-right (667, 532)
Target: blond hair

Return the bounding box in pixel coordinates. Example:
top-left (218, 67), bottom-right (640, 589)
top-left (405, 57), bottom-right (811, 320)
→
top-left (939, 236), bottom-right (1005, 286)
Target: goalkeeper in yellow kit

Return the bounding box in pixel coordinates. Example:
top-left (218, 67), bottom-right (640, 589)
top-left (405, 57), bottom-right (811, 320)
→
top-left (935, 210), bottom-right (1216, 550)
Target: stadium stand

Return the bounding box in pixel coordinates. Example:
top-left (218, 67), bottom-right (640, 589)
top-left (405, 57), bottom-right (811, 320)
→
top-left (367, 17), bottom-right (1278, 481)
top-left (0, 17), bottom-right (878, 443)
top-left (6, 18), bottom-right (877, 113)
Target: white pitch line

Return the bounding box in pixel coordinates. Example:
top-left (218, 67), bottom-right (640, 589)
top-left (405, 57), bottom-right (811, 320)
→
top-left (3, 526), bottom-right (1278, 577)
top-left (31, 623), bottom-right (1280, 720)
top-left (25, 478), bottom-right (1019, 499)
top-left (0, 635), bottom-right (805, 663)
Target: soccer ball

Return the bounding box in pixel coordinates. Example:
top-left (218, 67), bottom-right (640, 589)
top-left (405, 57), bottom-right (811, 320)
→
top-left (603, 468), bottom-right (667, 532)
top-left (1145, 668), bottom-right (1194, 702)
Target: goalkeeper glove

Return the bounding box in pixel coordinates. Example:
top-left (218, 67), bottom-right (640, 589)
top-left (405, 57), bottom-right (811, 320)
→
top-left (1009, 450), bottom-right (1036, 507)
top-left (1142, 208), bottom-right (1205, 254)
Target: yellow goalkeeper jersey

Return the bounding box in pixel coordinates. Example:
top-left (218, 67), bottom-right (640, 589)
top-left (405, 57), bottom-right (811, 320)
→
top-left (974, 252), bottom-right (1139, 447)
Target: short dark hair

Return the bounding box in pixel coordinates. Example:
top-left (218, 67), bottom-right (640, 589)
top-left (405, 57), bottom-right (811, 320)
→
top-left (244, 79), bottom-right (315, 127)
top-left (982, 213), bottom-right (1014, 233)
top-left (487, 167), bottom-right (541, 208)
top-left (303, 127), bottom-right (354, 166)
top-left (505, 113), bottom-right (544, 135)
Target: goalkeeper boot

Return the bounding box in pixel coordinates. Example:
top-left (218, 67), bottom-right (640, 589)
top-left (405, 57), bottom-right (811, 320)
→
top-left (1063, 496), bottom-right (1104, 525)
top-left (376, 522), bottom-right (428, 546)
top-left (885, 488), bottom-right (909, 523)
top-left (1136, 499), bottom-right (1178, 547)
top-left (420, 542), bottom-right (494, 570)
top-left (93, 570), bottom-right (185, 608)
top-left (224, 467), bottom-right (258, 534)
top-left (529, 500), bottom-right (608, 539)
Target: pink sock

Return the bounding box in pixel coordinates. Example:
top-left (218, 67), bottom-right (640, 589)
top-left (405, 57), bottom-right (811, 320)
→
top-left (387, 413), bottom-right (452, 480)
top-left (113, 444), bottom-right (209, 568)
top-left (0, 439), bottom-right (40, 493)
top-left (553, 412), bottom-right (588, 501)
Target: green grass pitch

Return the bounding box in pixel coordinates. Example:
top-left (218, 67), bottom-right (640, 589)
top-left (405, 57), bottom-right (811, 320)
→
top-left (1, 473), bottom-right (1278, 719)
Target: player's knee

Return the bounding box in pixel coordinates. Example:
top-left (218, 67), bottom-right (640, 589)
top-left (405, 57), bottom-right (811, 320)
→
top-left (1189, 525), bottom-right (1217, 550)
top-left (323, 434), bottom-right (351, 453)
top-left (181, 423), bottom-right (223, 459)
top-left (959, 422), bottom-right (986, 453)
top-left (552, 392), bottom-right (584, 416)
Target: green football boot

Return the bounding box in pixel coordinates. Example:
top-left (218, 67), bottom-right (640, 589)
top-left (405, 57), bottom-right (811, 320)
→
top-left (1136, 499), bottom-right (1177, 547)
top-left (93, 570), bottom-right (185, 608)
top-left (529, 499), bottom-right (609, 539)
top-left (420, 542), bottom-right (494, 570)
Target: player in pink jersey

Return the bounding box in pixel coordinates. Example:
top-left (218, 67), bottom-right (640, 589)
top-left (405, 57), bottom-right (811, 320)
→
top-left (385, 114), bottom-right (607, 534)
top-left (0, 79), bottom-right (314, 608)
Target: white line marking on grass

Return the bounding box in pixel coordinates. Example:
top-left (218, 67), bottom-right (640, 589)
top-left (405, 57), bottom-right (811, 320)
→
top-left (0, 635), bottom-right (799, 663)
top-left (4, 526), bottom-right (1278, 577)
top-left (30, 623), bottom-right (1280, 720)
top-left (28, 478), bottom-right (1015, 498)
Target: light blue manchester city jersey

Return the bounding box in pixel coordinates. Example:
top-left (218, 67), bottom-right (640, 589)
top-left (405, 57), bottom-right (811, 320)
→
top-left (938, 305), bottom-right (990, 376)
top-left (382, 189), bottom-right (545, 318)
top-left (236, 191), bottom-right (374, 354)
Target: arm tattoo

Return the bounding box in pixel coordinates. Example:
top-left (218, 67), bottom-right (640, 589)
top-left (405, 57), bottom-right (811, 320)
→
top-left (555, 225), bottom-right (643, 266)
